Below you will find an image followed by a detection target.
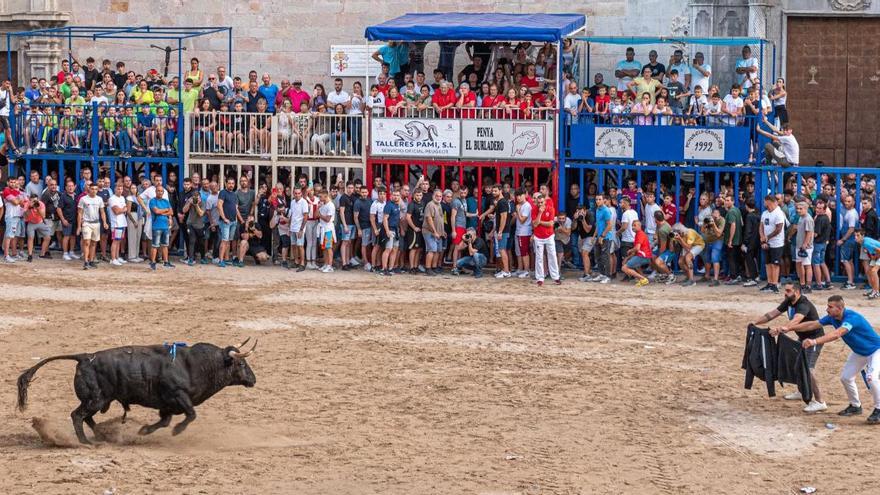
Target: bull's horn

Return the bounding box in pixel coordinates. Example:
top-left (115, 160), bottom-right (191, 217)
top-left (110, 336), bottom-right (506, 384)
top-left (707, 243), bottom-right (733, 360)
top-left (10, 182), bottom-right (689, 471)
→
top-left (228, 349), bottom-right (251, 359)
top-left (249, 339), bottom-right (259, 353)
top-left (236, 337), bottom-right (251, 349)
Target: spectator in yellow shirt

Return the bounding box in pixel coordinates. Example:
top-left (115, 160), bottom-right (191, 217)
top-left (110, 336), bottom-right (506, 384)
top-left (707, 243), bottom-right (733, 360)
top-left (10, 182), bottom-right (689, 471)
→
top-left (627, 66), bottom-right (662, 105)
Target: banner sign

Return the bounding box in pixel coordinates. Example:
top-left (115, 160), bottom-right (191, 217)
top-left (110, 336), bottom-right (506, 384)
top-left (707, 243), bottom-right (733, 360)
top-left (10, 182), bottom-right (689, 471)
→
top-left (330, 45), bottom-right (382, 77)
top-left (593, 127), bottom-right (635, 159)
top-left (461, 120), bottom-right (554, 160)
top-left (684, 128), bottom-right (725, 160)
top-left (370, 118), bottom-right (461, 157)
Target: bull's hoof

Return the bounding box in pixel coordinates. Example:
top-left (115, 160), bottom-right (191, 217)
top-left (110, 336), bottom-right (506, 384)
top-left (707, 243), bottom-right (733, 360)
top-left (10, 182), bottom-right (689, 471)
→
top-left (171, 423), bottom-right (188, 436)
top-left (137, 425), bottom-right (155, 436)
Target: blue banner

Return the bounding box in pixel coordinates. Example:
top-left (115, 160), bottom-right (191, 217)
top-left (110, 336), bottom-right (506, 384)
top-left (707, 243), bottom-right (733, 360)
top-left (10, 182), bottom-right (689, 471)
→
top-left (565, 123), bottom-right (752, 163)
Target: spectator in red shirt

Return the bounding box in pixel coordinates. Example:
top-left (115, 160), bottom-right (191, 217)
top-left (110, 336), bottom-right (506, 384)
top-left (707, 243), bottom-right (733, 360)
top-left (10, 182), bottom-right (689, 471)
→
top-left (502, 87), bottom-right (520, 119)
top-left (385, 87), bottom-right (405, 117)
top-left (621, 219), bottom-right (653, 287)
top-left (456, 82), bottom-right (477, 119)
top-left (431, 81), bottom-right (456, 118)
top-left (521, 63), bottom-right (541, 93)
top-left (594, 86), bottom-right (611, 122)
top-left (519, 92), bottom-right (534, 119)
top-left (531, 193), bottom-right (561, 286)
top-left (376, 74), bottom-right (392, 98)
top-left (662, 193), bottom-right (678, 226)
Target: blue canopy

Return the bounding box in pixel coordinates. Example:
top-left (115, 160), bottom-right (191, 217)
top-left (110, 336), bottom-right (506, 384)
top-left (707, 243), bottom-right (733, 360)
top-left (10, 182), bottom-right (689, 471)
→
top-left (576, 36), bottom-right (771, 46)
top-left (365, 13), bottom-right (585, 43)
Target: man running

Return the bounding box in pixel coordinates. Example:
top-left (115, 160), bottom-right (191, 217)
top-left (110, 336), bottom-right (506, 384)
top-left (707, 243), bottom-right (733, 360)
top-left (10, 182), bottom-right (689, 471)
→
top-left (781, 295), bottom-right (880, 423)
top-left (753, 282), bottom-right (827, 413)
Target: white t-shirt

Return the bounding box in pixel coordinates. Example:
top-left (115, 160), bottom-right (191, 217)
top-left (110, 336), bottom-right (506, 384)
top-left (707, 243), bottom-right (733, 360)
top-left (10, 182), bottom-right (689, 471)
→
top-left (326, 90), bottom-right (350, 112)
top-left (515, 201), bottom-right (533, 236)
top-left (761, 207), bottom-right (786, 248)
top-left (644, 202), bottom-right (661, 235)
top-left (108, 194), bottom-right (128, 228)
top-left (289, 197), bottom-right (309, 232)
top-left (4, 190), bottom-right (23, 219)
top-left (614, 59), bottom-right (642, 91)
top-left (370, 200), bottom-right (386, 226)
top-left (722, 95), bottom-right (743, 125)
top-left (841, 207), bottom-right (858, 234)
top-left (318, 201), bottom-right (335, 229)
top-left (691, 63), bottom-right (711, 93)
top-left (620, 208), bottom-right (639, 243)
top-left (78, 195), bottom-right (104, 223)
top-left (365, 93), bottom-right (385, 117)
top-left (0, 88), bottom-right (10, 117)
top-left (777, 135), bottom-right (800, 165)
top-left (736, 57), bottom-right (759, 88)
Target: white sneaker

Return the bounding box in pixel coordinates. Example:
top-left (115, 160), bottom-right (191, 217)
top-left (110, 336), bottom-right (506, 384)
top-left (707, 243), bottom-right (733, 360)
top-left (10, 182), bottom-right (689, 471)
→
top-left (647, 272), bottom-right (657, 281)
top-left (127, 257), bottom-right (144, 263)
top-left (321, 265), bottom-right (335, 273)
top-left (70, 252), bottom-right (81, 259)
top-left (599, 276), bottom-right (611, 284)
top-left (803, 400), bottom-right (828, 413)
top-left (665, 274), bottom-right (676, 285)
top-left (494, 271), bottom-right (511, 279)
top-left (110, 259), bottom-right (123, 266)
top-left (517, 270), bottom-right (530, 279)
top-left (5, 255), bottom-right (15, 263)
top-left (118, 258), bottom-right (128, 264)
top-left (363, 262), bottom-right (372, 272)
top-left (783, 391), bottom-right (803, 401)
top-left (349, 257), bottom-right (361, 267)
top-left (63, 253), bottom-right (72, 261)
top-left (307, 262), bottom-right (318, 270)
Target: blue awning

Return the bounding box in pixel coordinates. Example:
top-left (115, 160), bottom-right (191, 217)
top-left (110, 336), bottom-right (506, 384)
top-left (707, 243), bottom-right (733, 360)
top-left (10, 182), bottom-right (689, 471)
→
top-left (576, 36), bottom-right (771, 46)
top-left (365, 13), bottom-right (586, 43)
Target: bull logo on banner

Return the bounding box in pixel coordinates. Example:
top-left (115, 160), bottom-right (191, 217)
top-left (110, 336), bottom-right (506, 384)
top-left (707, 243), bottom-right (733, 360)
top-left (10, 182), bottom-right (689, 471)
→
top-left (511, 130), bottom-right (541, 157)
top-left (594, 127), bottom-right (635, 159)
top-left (393, 121), bottom-right (439, 143)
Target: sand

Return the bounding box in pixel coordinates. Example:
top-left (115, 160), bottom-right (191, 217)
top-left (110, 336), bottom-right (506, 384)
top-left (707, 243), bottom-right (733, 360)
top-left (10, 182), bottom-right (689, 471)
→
top-left (0, 260), bottom-right (878, 494)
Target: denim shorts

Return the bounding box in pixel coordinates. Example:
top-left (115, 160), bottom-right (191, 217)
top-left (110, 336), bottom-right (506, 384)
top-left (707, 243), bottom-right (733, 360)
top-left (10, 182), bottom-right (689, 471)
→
top-left (152, 228), bottom-right (169, 247)
top-left (703, 240), bottom-right (723, 264)
top-left (656, 250), bottom-right (676, 265)
top-left (494, 233), bottom-right (510, 257)
top-left (423, 232), bottom-right (441, 253)
top-left (360, 227), bottom-right (374, 246)
top-left (340, 224), bottom-right (355, 241)
top-left (811, 243), bottom-right (826, 265)
top-left (840, 240), bottom-right (857, 262)
top-left (219, 220), bottom-right (238, 242)
top-left (625, 256), bottom-right (651, 269)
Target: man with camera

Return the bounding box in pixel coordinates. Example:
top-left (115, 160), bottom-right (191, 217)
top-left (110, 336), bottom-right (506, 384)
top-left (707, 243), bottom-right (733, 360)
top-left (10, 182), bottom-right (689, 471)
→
top-left (24, 193), bottom-right (51, 262)
top-left (455, 227), bottom-right (489, 278)
top-left (574, 204), bottom-right (595, 282)
top-left (672, 222), bottom-right (704, 287)
top-left (532, 193), bottom-right (562, 286)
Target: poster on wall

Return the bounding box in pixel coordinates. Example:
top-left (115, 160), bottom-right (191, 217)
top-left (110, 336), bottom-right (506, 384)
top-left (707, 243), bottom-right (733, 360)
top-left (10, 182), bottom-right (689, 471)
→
top-left (461, 120), bottom-right (554, 161)
top-left (329, 45), bottom-right (382, 77)
top-left (593, 127), bottom-right (635, 159)
top-left (370, 118), bottom-right (461, 157)
top-left (684, 128), bottom-right (725, 161)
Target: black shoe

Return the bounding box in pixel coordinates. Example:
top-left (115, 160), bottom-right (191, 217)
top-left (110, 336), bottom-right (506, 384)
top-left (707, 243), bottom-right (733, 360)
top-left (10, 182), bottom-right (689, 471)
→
top-left (759, 284), bottom-right (773, 292)
top-left (88, 261), bottom-right (98, 268)
top-left (282, 261), bottom-right (289, 269)
top-left (40, 252), bottom-right (51, 259)
top-left (296, 265), bottom-right (305, 272)
top-left (83, 263), bottom-right (89, 270)
top-left (868, 408), bottom-right (880, 424)
top-left (425, 269), bottom-right (436, 276)
top-left (838, 404), bottom-right (863, 416)
top-left (341, 264), bottom-right (350, 271)
top-left (771, 285), bottom-right (779, 294)
top-left (409, 268), bottom-right (418, 275)
top-left (26, 255), bottom-right (32, 262)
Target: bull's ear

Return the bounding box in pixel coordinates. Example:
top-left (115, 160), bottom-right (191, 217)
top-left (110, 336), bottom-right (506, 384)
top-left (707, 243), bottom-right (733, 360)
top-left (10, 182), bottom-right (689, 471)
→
top-left (222, 346), bottom-right (236, 366)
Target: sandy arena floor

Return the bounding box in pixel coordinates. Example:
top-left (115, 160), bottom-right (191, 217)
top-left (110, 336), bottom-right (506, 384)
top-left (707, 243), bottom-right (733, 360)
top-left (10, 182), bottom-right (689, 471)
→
top-left (0, 260), bottom-right (877, 494)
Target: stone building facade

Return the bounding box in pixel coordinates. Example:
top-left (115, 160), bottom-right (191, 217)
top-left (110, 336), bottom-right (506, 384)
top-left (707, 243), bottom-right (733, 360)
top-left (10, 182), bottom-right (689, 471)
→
top-left (0, 0), bottom-right (877, 164)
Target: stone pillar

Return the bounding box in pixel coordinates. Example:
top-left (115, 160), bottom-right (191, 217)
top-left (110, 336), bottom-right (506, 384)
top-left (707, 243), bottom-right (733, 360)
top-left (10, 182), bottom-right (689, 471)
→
top-left (22, 36), bottom-right (63, 83)
top-left (748, 0), bottom-right (772, 84)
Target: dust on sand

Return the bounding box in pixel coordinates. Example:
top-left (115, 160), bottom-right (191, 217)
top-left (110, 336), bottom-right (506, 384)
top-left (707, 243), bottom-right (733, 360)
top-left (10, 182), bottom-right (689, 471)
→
top-left (0, 261), bottom-right (877, 494)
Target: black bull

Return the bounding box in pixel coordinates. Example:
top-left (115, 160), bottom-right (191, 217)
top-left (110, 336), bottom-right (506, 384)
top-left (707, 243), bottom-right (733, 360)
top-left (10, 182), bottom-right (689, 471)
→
top-left (17, 340), bottom-right (257, 444)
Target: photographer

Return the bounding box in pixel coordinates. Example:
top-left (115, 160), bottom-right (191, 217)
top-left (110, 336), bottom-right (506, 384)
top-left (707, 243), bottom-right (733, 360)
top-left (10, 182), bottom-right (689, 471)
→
top-left (24, 193), bottom-right (51, 262)
top-left (455, 227), bottom-right (488, 278)
top-left (672, 222), bottom-right (704, 287)
top-left (700, 208), bottom-right (725, 286)
top-left (554, 210), bottom-right (572, 271)
top-left (183, 188), bottom-right (207, 265)
top-left (238, 219), bottom-right (269, 265)
top-left (574, 204), bottom-right (595, 282)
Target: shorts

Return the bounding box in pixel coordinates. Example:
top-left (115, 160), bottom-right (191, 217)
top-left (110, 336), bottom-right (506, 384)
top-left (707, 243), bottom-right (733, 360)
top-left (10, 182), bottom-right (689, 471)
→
top-left (578, 236), bottom-right (595, 254)
top-left (516, 235), bottom-right (531, 257)
top-left (687, 245), bottom-right (704, 258)
top-left (811, 243), bottom-right (826, 266)
top-left (657, 250), bottom-right (676, 265)
top-left (62, 223), bottom-right (74, 236)
top-left (495, 233), bottom-right (510, 254)
top-left (151, 228), bottom-right (169, 247)
top-left (247, 243), bottom-right (267, 258)
top-left (340, 224), bottom-right (355, 241)
top-left (452, 226), bottom-right (466, 246)
top-left (279, 234), bottom-right (291, 249)
top-left (555, 239), bottom-right (566, 253)
top-left (870, 258), bottom-right (880, 267)
top-left (53, 220), bottom-right (62, 232)
top-left (861, 246), bottom-right (871, 261)
top-left (625, 256), bottom-right (651, 269)
top-left (26, 221), bottom-right (53, 239)
top-left (384, 230), bottom-right (399, 250)
top-left (801, 341), bottom-right (823, 369)
top-left (703, 240), bottom-right (723, 264)
top-left (360, 227), bottom-right (373, 246)
top-left (17, 219), bottom-right (25, 238)
top-left (796, 246), bottom-right (814, 266)
top-left (4, 219), bottom-right (18, 238)
top-left (764, 246), bottom-right (783, 265)
top-left (424, 232), bottom-right (441, 253)
top-left (619, 241), bottom-right (634, 257)
top-left (404, 229), bottom-right (423, 250)
top-left (839, 240), bottom-right (857, 262)
top-left (293, 229), bottom-right (306, 246)
top-left (81, 222), bottom-right (101, 242)
top-left (112, 227), bottom-right (126, 241)
top-left (219, 220), bottom-right (238, 242)
top-left (321, 230), bottom-right (334, 250)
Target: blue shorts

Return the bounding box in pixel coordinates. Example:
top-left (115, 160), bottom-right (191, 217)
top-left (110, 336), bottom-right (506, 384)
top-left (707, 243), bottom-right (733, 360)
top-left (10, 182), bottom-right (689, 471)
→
top-left (292, 230), bottom-right (305, 246)
top-left (62, 223), bottom-right (74, 236)
top-left (626, 256), bottom-right (651, 269)
top-left (812, 243), bottom-right (826, 265)
top-left (360, 227), bottom-right (373, 246)
top-left (219, 220), bottom-right (238, 242)
top-left (703, 240), bottom-right (723, 264)
top-left (340, 224), bottom-right (355, 241)
top-left (840, 240), bottom-right (857, 262)
top-left (656, 250), bottom-right (676, 265)
top-left (424, 232), bottom-right (441, 253)
top-left (151, 228), bottom-right (169, 247)
top-left (494, 233), bottom-right (510, 257)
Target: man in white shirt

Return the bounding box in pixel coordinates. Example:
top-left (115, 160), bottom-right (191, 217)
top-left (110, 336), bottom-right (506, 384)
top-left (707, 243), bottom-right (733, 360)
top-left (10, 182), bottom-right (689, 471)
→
top-left (722, 85), bottom-right (744, 126)
top-left (614, 47), bottom-right (642, 92)
top-left (326, 77), bottom-right (350, 114)
top-left (617, 196), bottom-right (639, 279)
top-left (216, 66), bottom-right (234, 95)
top-left (735, 45), bottom-right (759, 89)
top-left (317, 190), bottom-right (336, 272)
top-left (369, 187), bottom-right (387, 271)
top-left (667, 49), bottom-right (692, 91)
top-left (108, 183), bottom-right (128, 265)
top-left (759, 195), bottom-right (786, 293)
top-left (643, 193), bottom-right (662, 248)
top-left (757, 116), bottom-right (799, 167)
top-left (563, 82), bottom-right (581, 125)
top-left (513, 188), bottom-right (533, 278)
top-left (288, 187), bottom-right (309, 272)
top-left (690, 51), bottom-right (712, 93)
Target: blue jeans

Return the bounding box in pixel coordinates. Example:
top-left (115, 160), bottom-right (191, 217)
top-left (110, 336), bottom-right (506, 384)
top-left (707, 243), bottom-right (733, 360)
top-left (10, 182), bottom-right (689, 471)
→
top-left (570, 231), bottom-right (581, 268)
top-left (457, 253), bottom-right (487, 276)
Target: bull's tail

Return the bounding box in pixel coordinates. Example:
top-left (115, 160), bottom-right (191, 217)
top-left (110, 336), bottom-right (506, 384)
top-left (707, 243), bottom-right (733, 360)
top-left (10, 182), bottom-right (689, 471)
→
top-left (17, 354), bottom-right (90, 412)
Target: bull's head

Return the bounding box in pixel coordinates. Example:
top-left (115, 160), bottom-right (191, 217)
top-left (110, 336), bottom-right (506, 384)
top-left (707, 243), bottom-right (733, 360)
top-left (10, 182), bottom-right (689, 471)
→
top-left (224, 338), bottom-right (257, 388)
